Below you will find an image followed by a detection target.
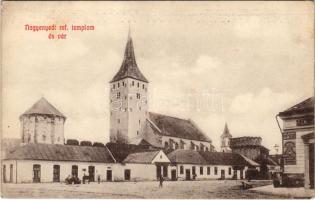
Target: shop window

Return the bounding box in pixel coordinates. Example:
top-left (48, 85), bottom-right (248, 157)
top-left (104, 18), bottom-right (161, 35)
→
top-left (207, 167), bottom-right (210, 175)
top-left (200, 166), bottom-right (203, 175)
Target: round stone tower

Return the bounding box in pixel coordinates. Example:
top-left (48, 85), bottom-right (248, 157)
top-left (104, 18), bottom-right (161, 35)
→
top-left (20, 97), bottom-right (66, 145)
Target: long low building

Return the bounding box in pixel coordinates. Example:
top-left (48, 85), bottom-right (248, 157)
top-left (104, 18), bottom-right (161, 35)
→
top-left (2, 142), bottom-right (258, 183)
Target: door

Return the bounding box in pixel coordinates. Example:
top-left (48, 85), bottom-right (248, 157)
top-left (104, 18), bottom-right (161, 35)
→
top-left (309, 144), bottom-right (314, 189)
top-left (185, 169), bottom-right (191, 180)
top-left (9, 164), bottom-right (13, 183)
top-left (171, 169), bottom-right (176, 181)
top-left (240, 169), bottom-right (244, 179)
top-left (71, 165), bottom-right (78, 177)
top-left (221, 169), bottom-right (225, 180)
top-left (88, 166), bottom-right (95, 182)
top-left (3, 165), bottom-right (6, 183)
top-left (33, 164), bottom-right (41, 183)
top-left (53, 165), bottom-right (60, 182)
top-left (163, 165), bottom-right (168, 177)
top-left (106, 170), bottom-right (112, 181)
top-left (124, 169), bottom-right (131, 181)
top-left (156, 165), bottom-right (161, 179)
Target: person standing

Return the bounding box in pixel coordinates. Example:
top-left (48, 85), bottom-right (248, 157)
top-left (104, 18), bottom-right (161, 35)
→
top-left (159, 174), bottom-right (164, 188)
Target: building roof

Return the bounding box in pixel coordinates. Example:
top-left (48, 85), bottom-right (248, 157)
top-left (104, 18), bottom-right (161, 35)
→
top-left (199, 151), bottom-right (247, 166)
top-left (4, 143), bottom-right (115, 163)
top-left (148, 112), bottom-right (211, 142)
top-left (110, 33), bottom-right (148, 83)
top-left (123, 151), bottom-right (160, 164)
top-left (240, 155), bottom-right (260, 167)
top-left (221, 123), bottom-right (232, 138)
top-left (279, 97), bottom-right (314, 117)
top-left (167, 149), bottom-right (208, 165)
top-left (106, 142), bottom-right (156, 163)
top-left (21, 97), bottom-right (66, 118)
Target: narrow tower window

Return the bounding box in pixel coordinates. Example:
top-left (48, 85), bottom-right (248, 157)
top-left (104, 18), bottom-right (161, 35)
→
top-left (142, 84), bottom-right (145, 89)
top-left (132, 81), bottom-right (134, 86)
top-left (137, 82), bottom-right (139, 87)
top-left (113, 84), bottom-right (115, 89)
top-left (117, 92), bottom-right (121, 99)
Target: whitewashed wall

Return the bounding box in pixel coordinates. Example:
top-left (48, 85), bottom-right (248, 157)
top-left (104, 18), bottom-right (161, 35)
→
top-left (2, 160), bottom-right (120, 183)
top-left (175, 164), bottom-right (245, 180)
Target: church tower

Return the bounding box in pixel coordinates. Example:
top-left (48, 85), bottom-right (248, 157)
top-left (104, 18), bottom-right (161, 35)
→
top-left (220, 123), bottom-right (232, 152)
top-left (109, 30), bottom-right (149, 144)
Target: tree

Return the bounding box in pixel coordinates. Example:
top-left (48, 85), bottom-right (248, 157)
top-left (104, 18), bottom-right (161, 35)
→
top-left (80, 141), bottom-right (92, 146)
top-left (93, 142), bottom-right (105, 147)
top-left (66, 139), bottom-right (79, 146)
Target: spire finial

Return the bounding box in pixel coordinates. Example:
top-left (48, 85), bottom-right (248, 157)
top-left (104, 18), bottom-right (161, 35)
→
top-left (128, 21), bottom-right (131, 39)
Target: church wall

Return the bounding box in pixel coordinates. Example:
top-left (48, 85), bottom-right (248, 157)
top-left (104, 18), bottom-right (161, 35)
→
top-left (126, 78), bottom-right (148, 142)
top-left (109, 78), bottom-right (148, 143)
top-left (161, 136), bottom-right (212, 151)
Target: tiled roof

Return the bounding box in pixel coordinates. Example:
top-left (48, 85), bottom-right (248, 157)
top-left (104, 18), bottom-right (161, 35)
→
top-left (167, 149), bottom-right (208, 165)
top-left (4, 143), bottom-right (115, 163)
top-left (106, 142), bottom-right (156, 163)
top-left (279, 97), bottom-right (314, 116)
top-left (110, 35), bottom-right (148, 83)
top-left (123, 151), bottom-right (160, 164)
top-left (199, 151), bottom-right (247, 166)
top-left (21, 97), bottom-right (66, 118)
top-left (148, 112), bottom-right (211, 142)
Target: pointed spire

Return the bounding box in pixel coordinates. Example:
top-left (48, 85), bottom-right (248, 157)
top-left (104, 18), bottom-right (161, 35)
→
top-left (110, 27), bottom-right (148, 83)
top-left (221, 122), bottom-right (232, 138)
top-left (128, 21), bottom-right (131, 40)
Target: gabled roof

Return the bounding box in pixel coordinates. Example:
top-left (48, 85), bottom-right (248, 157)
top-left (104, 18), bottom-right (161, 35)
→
top-left (148, 112), bottom-right (211, 142)
top-left (279, 97), bottom-right (314, 117)
top-left (199, 151), bottom-right (247, 166)
top-left (21, 97), bottom-right (66, 118)
top-left (4, 143), bottom-right (115, 163)
top-left (106, 142), bottom-right (156, 163)
top-left (123, 151), bottom-right (160, 164)
top-left (167, 149), bottom-right (208, 165)
top-left (221, 123), bottom-right (232, 138)
top-left (110, 33), bottom-right (148, 83)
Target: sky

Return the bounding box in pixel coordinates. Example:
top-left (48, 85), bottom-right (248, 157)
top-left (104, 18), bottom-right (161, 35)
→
top-left (2, 1), bottom-right (314, 154)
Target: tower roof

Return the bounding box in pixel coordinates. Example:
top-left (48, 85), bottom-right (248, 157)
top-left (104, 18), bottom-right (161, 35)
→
top-left (21, 97), bottom-right (66, 118)
top-left (110, 32), bottom-right (148, 83)
top-left (221, 123), bottom-right (232, 138)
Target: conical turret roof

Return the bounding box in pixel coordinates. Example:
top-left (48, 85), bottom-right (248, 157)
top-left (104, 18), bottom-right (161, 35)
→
top-left (21, 97), bottom-right (66, 118)
top-left (110, 32), bottom-right (148, 83)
